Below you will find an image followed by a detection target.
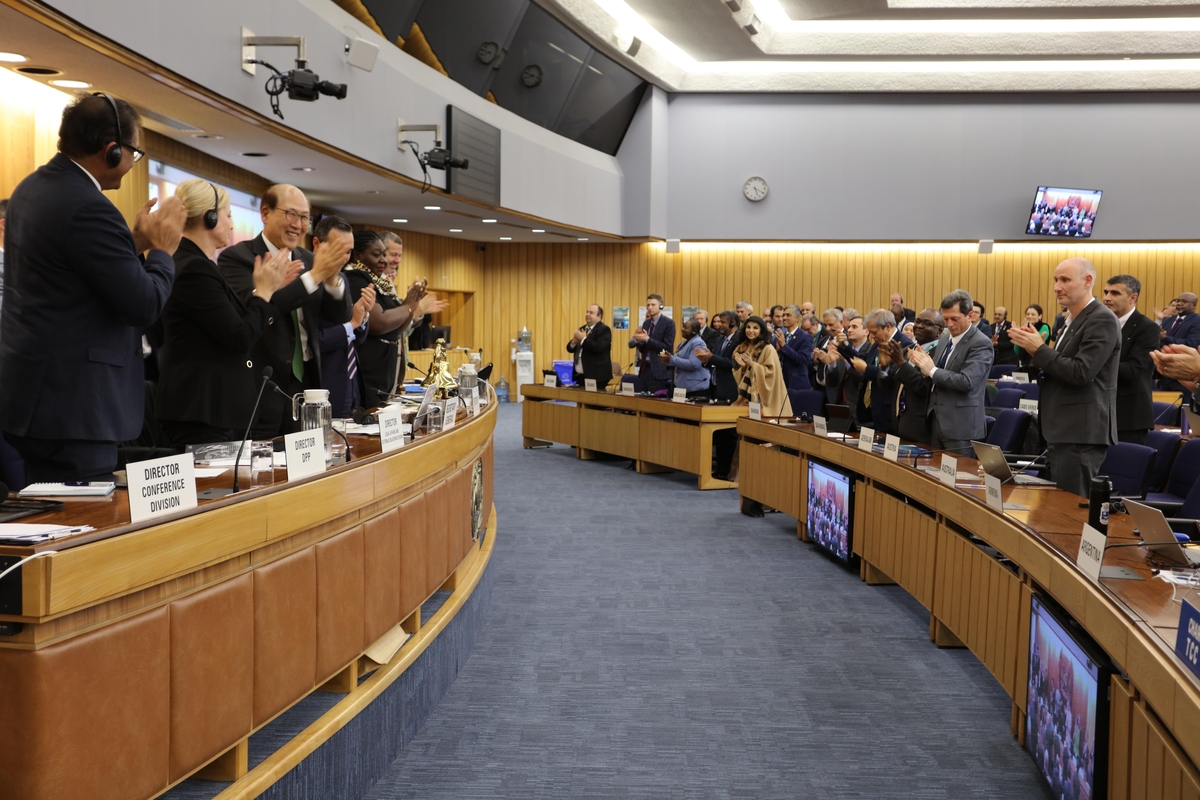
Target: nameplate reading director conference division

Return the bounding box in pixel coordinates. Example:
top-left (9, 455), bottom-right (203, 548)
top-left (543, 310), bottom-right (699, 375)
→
top-left (127, 452), bottom-right (198, 523)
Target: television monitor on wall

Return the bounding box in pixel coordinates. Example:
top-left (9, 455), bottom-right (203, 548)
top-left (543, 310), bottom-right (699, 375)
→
top-left (806, 458), bottom-right (856, 563)
top-left (1026, 186), bottom-right (1102, 238)
top-left (1025, 594), bottom-right (1112, 800)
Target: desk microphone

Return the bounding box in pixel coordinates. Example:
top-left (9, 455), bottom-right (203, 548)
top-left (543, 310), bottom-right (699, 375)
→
top-left (375, 388), bottom-right (407, 403)
top-left (406, 361), bottom-right (428, 377)
top-left (232, 367), bottom-right (273, 495)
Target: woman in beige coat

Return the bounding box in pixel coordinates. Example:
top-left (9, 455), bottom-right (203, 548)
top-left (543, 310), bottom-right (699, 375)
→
top-left (732, 316), bottom-right (794, 419)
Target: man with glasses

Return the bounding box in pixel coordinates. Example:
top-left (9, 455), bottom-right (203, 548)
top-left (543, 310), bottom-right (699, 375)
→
top-left (1158, 292), bottom-right (1200, 400)
top-left (219, 184), bottom-right (353, 436)
top-left (0, 94), bottom-right (186, 480)
top-left (884, 309), bottom-right (944, 445)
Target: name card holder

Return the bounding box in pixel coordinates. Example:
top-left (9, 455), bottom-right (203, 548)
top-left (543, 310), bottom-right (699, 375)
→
top-left (1011, 372), bottom-right (1030, 384)
top-left (1176, 599), bottom-right (1200, 682)
top-left (443, 397), bottom-right (460, 430)
top-left (1019, 399), bottom-right (1039, 417)
top-left (1076, 523), bottom-right (1107, 583)
top-left (622, 382), bottom-right (636, 396)
top-left (672, 387), bottom-right (688, 403)
top-left (748, 402), bottom-right (762, 420)
top-left (585, 379), bottom-right (597, 392)
top-left (858, 427), bottom-right (875, 452)
top-left (127, 452), bottom-right (198, 523)
top-left (884, 434), bottom-right (900, 462)
top-left (543, 373), bottom-right (557, 388)
top-left (284, 429), bottom-right (326, 481)
top-left (984, 474), bottom-right (1004, 511)
top-left (813, 416), bottom-right (828, 437)
top-left (939, 454), bottom-right (958, 487)
top-left (378, 407), bottom-right (405, 453)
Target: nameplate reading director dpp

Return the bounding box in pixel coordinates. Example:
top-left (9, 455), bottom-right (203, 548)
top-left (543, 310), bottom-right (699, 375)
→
top-left (127, 452), bottom-right (198, 523)
top-left (858, 428), bottom-right (875, 452)
top-left (1175, 599), bottom-right (1200, 683)
top-left (1076, 523), bottom-right (1107, 583)
top-left (378, 407), bottom-right (405, 453)
top-left (939, 454), bottom-right (958, 487)
top-left (284, 429), bottom-right (325, 481)
top-left (813, 416), bottom-right (828, 437)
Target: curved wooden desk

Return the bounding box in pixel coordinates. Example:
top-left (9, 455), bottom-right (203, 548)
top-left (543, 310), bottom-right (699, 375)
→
top-left (0, 400), bottom-right (497, 800)
top-left (737, 418), bottom-right (1200, 799)
top-left (520, 384), bottom-right (746, 489)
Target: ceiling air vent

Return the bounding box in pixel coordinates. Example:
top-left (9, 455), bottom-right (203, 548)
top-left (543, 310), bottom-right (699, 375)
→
top-left (127, 103), bottom-right (204, 133)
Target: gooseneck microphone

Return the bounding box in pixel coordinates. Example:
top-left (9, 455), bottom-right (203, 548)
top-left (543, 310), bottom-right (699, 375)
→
top-left (406, 361), bottom-right (428, 377)
top-left (232, 367), bottom-right (273, 494)
top-left (1001, 447), bottom-right (1051, 485)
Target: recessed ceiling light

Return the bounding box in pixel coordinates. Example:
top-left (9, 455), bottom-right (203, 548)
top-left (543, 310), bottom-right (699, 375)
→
top-left (366, 190), bottom-right (384, 194)
top-left (578, 237), bottom-right (589, 241)
top-left (449, 228), bottom-right (462, 233)
top-left (424, 205), bottom-right (441, 211)
top-left (499, 237), bottom-right (512, 241)
top-left (292, 167), bottom-right (315, 172)
top-left (532, 229), bottom-right (545, 233)
top-left (50, 79), bottom-right (90, 89)
top-left (241, 152), bottom-right (269, 157)
top-left (0, 53), bottom-right (28, 63)
top-left (16, 66), bottom-right (60, 76)
top-left (482, 219), bottom-right (497, 223)
top-left (392, 218), bottom-right (408, 223)
top-left (191, 133), bottom-right (224, 140)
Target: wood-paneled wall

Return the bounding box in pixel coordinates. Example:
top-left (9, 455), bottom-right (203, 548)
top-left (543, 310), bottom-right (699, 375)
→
top-left (481, 241), bottom-right (1200, 386)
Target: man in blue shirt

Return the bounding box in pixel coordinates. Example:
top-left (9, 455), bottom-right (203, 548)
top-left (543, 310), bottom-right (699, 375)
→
top-left (660, 319), bottom-right (711, 397)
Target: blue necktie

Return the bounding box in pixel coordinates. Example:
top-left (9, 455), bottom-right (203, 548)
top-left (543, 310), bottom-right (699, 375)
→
top-left (937, 341), bottom-right (953, 369)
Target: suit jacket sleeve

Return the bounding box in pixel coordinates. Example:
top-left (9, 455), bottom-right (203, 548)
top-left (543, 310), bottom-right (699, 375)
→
top-left (1166, 315), bottom-right (1200, 348)
top-left (174, 264), bottom-right (275, 353)
top-left (1118, 317), bottom-right (1159, 387)
top-left (217, 241), bottom-right (312, 315)
top-left (318, 274), bottom-right (353, 324)
top-left (637, 317), bottom-right (675, 355)
top-left (709, 345), bottom-right (736, 371)
top-left (930, 333), bottom-right (993, 394)
top-left (779, 332), bottom-right (813, 369)
top-left (70, 198), bottom-right (174, 328)
top-left (582, 324), bottom-right (612, 355)
top-left (1031, 309), bottom-right (1121, 386)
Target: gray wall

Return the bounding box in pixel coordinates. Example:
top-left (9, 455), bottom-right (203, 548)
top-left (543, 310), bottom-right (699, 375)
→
top-left (663, 92), bottom-right (1200, 241)
top-left (617, 85), bottom-right (668, 239)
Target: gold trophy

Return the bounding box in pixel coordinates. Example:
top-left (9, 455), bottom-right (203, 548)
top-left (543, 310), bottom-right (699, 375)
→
top-left (422, 338), bottom-right (459, 400)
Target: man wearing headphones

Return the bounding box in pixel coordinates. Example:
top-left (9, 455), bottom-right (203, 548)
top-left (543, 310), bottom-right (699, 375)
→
top-left (0, 93), bottom-right (186, 482)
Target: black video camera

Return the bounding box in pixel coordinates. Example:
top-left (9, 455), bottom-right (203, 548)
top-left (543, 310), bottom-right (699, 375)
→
top-left (424, 147), bottom-right (469, 171)
top-left (285, 68), bottom-right (348, 102)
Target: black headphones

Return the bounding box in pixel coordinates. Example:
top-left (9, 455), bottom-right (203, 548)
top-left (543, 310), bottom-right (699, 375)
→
top-left (203, 182), bottom-right (219, 230)
top-left (94, 92), bottom-right (124, 169)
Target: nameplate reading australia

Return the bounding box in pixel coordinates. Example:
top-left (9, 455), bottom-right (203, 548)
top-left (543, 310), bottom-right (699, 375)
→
top-left (1175, 599), bottom-right (1200, 683)
top-left (884, 434), bottom-right (900, 462)
top-left (748, 402), bottom-right (762, 421)
top-left (443, 397), bottom-right (460, 430)
top-left (939, 454), bottom-right (958, 487)
top-left (378, 407), bottom-right (405, 453)
top-left (672, 387), bottom-right (688, 403)
top-left (813, 416), bottom-right (828, 437)
top-left (858, 428), bottom-right (875, 452)
top-left (984, 474), bottom-right (1004, 511)
top-left (127, 452), bottom-right (198, 523)
top-left (1076, 523), bottom-right (1107, 584)
top-left (284, 429), bottom-right (325, 481)
top-left (585, 379), bottom-right (597, 392)
top-left (1019, 399), bottom-right (1039, 417)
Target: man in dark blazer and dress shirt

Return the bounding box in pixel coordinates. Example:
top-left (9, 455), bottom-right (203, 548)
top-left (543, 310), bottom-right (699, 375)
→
top-left (0, 94), bottom-right (186, 481)
top-left (1011, 259), bottom-right (1122, 496)
top-left (1158, 292), bottom-right (1200, 400)
top-left (628, 293), bottom-right (675, 392)
top-left (218, 185), bottom-right (353, 437)
top-left (1101, 275), bottom-right (1159, 444)
top-left (774, 305), bottom-right (814, 412)
top-left (844, 309), bottom-right (912, 434)
top-left (567, 304), bottom-right (614, 390)
top-left (694, 309), bottom-right (723, 352)
top-left (885, 308), bottom-right (945, 445)
top-left (313, 218), bottom-right (375, 417)
top-left (906, 291), bottom-right (994, 456)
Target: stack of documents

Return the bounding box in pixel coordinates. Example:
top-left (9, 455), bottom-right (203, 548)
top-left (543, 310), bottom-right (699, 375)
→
top-left (18, 482), bottom-right (115, 497)
top-left (0, 523), bottom-right (94, 544)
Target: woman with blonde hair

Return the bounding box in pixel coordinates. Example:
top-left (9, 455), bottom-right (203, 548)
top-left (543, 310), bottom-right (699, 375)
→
top-left (155, 178), bottom-right (296, 446)
top-left (732, 316), bottom-right (793, 418)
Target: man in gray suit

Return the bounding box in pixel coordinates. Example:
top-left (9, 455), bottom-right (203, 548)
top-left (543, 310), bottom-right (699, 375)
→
top-left (1010, 258), bottom-right (1121, 496)
top-left (904, 289), bottom-right (994, 456)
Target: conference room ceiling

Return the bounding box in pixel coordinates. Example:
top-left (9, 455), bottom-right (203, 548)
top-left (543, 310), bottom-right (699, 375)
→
top-left (545, 0), bottom-right (1200, 91)
top-left (0, 3), bottom-right (623, 245)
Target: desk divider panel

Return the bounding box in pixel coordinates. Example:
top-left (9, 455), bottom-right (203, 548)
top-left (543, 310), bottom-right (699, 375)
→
top-left (580, 406), bottom-right (639, 459)
top-left (738, 442), bottom-right (803, 519)
top-left (315, 526), bottom-right (367, 685)
top-left (399, 492), bottom-right (429, 617)
top-left (639, 413), bottom-right (700, 472)
top-left (855, 484), bottom-right (938, 610)
top-left (523, 398), bottom-right (580, 446)
top-left (363, 509), bottom-right (402, 647)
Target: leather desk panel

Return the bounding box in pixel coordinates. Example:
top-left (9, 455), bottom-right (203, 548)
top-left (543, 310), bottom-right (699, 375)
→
top-left (315, 526), bottom-right (366, 683)
top-left (253, 549), bottom-right (316, 727)
top-left (399, 492), bottom-right (428, 615)
top-left (424, 482), bottom-right (450, 596)
top-left (169, 573), bottom-right (254, 781)
top-left (362, 509), bottom-right (401, 645)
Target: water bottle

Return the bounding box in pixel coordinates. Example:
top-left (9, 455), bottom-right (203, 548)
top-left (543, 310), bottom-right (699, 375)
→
top-left (292, 389), bottom-right (334, 466)
top-left (457, 363), bottom-right (479, 412)
top-left (496, 376), bottom-right (510, 403)
top-left (1088, 475), bottom-right (1111, 536)
top-left (517, 327), bottom-right (532, 352)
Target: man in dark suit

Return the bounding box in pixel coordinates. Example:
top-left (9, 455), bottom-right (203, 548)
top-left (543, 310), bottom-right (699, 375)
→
top-left (846, 309), bottom-right (913, 434)
top-left (315, 218), bottom-right (374, 417)
top-left (1102, 275), bottom-right (1158, 444)
top-left (0, 94), bottom-right (186, 481)
top-left (218, 185), bottom-right (353, 437)
top-left (906, 291), bottom-right (994, 456)
top-left (1011, 258), bottom-right (1121, 496)
top-left (628, 293), bottom-right (675, 392)
top-left (839, 316), bottom-right (882, 428)
top-left (1158, 292), bottom-right (1200, 400)
top-left (885, 308), bottom-right (945, 444)
top-left (694, 309), bottom-right (722, 352)
top-left (566, 304), bottom-right (613, 390)
top-left (774, 305), bottom-right (814, 411)
top-left (890, 293), bottom-right (916, 325)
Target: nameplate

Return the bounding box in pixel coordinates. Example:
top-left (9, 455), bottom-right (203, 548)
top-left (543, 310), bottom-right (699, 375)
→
top-left (858, 427), bottom-right (875, 452)
top-left (813, 416), bottom-right (828, 437)
top-left (543, 373), bottom-right (557, 387)
top-left (884, 434), bottom-right (900, 462)
top-left (672, 387), bottom-right (688, 403)
top-left (443, 397), bottom-right (460, 430)
top-left (984, 474), bottom-right (1004, 511)
top-left (621, 381), bottom-right (635, 396)
top-left (284, 429), bottom-right (326, 481)
top-left (1011, 372), bottom-right (1030, 384)
top-left (1076, 523), bottom-right (1107, 583)
top-left (749, 402), bottom-right (762, 420)
top-left (378, 407), bottom-right (405, 453)
top-left (585, 379), bottom-right (597, 392)
top-left (939, 454), bottom-right (958, 487)
top-left (1019, 399), bottom-right (1039, 417)
top-left (127, 452), bottom-right (198, 523)
top-left (1175, 599), bottom-right (1200, 683)
top-left (416, 386), bottom-right (436, 419)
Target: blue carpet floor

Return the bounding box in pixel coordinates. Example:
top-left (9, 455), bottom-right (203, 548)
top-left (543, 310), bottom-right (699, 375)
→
top-left (364, 404), bottom-right (1051, 799)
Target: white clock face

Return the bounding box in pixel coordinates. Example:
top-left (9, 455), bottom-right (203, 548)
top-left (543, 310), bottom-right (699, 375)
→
top-left (743, 176), bottom-right (768, 202)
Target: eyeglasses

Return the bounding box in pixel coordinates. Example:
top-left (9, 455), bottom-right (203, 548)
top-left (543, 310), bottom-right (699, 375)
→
top-left (123, 142), bottom-right (145, 162)
top-left (272, 208), bottom-right (312, 227)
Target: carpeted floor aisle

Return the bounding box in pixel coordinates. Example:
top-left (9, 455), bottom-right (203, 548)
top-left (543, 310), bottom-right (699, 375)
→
top-left (364, 405), bottom-right (1051, 799)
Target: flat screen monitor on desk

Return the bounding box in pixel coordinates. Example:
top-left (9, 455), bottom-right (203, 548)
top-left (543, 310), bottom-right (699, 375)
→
top-left (806, 458), bottom-right (856, 563)
top-left (430, 325), bottom-right (451, 346)
top-left (1025, 594), bottom-right (1112, 800)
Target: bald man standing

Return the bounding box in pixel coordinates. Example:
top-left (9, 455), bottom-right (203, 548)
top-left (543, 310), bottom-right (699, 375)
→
top-left (1010, 258), bottom-right (1121, 496)
top-left (218, 184), bottom-right (352, 436)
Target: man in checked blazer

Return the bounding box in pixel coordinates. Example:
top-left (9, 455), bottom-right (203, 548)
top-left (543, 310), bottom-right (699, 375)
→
top-left (1011, 258), bottom-right (1122, 497)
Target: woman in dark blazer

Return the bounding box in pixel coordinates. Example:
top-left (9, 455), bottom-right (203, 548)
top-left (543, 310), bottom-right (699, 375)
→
top-left (155, 179), bottom-right (293, 446)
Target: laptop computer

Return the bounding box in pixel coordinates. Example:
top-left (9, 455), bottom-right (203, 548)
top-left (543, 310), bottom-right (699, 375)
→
top-left (970, 441), bottom-right (1055, 486)
top-left (825, 404), bottom-right (856, 434)
top-left (1125, 500), bottom-right (1200, 567)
